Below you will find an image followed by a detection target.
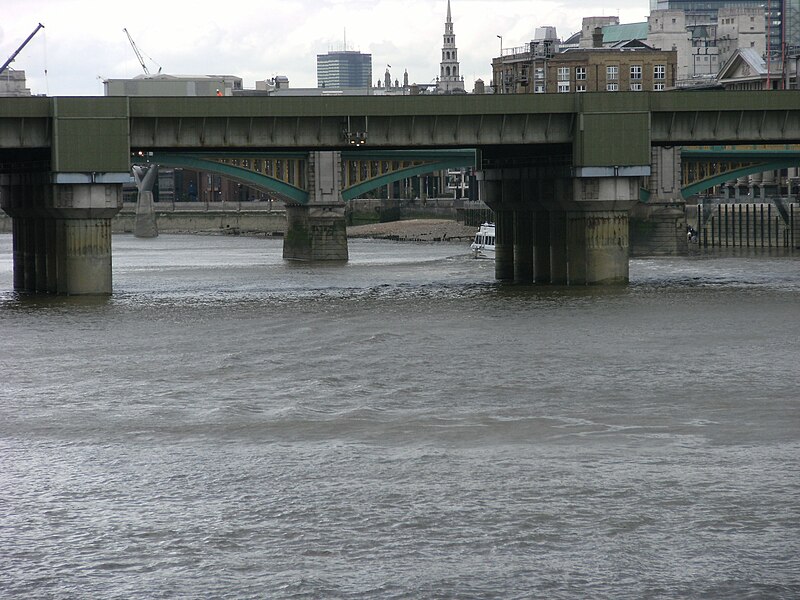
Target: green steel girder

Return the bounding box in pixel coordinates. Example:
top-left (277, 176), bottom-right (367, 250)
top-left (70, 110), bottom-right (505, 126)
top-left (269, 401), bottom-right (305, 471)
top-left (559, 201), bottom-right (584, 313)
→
top-left (680, 146), bottom-right (800, 198)
top-left (681, 145), bottom-right (800, 160)
top-left (143, 149), bottom-right (476, 204)
top-left (147, 152), bottom-right (310, 204)
top-left (681, 159), bottom-right (800, 198)
top-left (342, 157), bottom-right (474, 201)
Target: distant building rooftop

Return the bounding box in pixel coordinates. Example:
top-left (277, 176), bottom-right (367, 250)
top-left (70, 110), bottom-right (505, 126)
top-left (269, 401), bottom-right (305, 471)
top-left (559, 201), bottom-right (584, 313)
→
top-left (602, 22), bottom-right (648, 43)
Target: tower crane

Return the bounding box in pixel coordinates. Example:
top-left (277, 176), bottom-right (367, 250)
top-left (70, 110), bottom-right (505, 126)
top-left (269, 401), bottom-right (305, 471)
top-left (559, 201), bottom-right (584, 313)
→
top-left (1, 23), bottom-right (45, 76)
top-left (123, 28), bottom-right (161, 76)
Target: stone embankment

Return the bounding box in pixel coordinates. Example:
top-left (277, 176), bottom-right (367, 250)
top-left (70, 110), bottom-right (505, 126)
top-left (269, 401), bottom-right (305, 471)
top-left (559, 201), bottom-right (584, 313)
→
top-left (346, 219), bottom-right (476, 242)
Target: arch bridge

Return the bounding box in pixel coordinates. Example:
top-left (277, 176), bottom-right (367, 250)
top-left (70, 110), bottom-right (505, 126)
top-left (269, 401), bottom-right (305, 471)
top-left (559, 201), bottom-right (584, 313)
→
top-left (143, 149), bottom-right (477, 204)
top-left (680, 145), bottom-right (800, 198)
top-left (2, 91), bottom-right (800, 294)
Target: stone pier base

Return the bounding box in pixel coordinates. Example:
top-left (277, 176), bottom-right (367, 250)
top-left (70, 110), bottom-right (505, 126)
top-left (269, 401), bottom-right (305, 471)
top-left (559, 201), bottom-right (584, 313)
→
top-left (565, 210), bottom-right (629, 285)
top-left (1, 178), bottom-right (122, 295)
top-left (283, 151), bottom-right (349, 261)
top-left (283, 204), bottom-right (348, 261)
top-left (479, 169), bottom-right (639, 285)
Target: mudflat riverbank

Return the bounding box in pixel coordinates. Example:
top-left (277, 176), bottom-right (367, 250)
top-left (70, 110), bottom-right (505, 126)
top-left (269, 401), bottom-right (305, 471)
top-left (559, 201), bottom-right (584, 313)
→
top-left (346, 219), bottom-right (477, 242)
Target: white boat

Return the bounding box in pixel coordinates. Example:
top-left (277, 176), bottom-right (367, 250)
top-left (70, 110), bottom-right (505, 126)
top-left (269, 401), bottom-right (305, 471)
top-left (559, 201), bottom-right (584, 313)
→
top-left (470, 222), bottom-right (495, 259)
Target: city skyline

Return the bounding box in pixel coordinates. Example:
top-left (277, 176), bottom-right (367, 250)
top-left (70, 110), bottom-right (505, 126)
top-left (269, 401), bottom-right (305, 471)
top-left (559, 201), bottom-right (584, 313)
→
top-left (2, 0), bottom-right (649, 95)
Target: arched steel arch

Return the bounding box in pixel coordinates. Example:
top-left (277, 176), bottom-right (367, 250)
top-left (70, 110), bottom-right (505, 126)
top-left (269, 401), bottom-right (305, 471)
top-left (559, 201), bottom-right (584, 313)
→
top-left (143, 150), bottom-right (476, 204)
top-left (341, 156), bottom-right (475, 201)
top-left (146, 152), bottom-right (310, 204)
top-left (681, 159), bottom-right (800, 198)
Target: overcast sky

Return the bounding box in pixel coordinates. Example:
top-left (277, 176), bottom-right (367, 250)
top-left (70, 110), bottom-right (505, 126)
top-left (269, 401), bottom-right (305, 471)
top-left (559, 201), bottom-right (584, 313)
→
top-left (3, 0), bottom-right (649, 96)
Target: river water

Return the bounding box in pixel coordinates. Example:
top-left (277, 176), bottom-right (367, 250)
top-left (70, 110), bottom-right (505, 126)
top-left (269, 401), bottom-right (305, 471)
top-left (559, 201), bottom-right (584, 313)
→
top-left (1, 233), bottom-right (798, 599)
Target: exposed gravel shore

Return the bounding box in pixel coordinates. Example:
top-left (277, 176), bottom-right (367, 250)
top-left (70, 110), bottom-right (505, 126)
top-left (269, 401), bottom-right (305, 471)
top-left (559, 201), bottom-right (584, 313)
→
top-left (347, 219), bottom-right (477, 242)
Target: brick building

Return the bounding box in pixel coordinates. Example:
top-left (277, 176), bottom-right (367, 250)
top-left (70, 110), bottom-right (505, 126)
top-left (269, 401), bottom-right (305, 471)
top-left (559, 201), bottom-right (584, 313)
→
top-left (493, 34), bottom-right (677, 93)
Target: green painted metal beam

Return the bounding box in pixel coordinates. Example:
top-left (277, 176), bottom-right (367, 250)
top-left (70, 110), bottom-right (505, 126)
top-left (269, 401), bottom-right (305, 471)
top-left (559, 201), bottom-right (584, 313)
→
top-left (342, 158), bottom-right (474, 201)
top-left (681, 159), bottom-right (800, 198)
top-left (144, 150), bottom-right (476, 205)
top-left (147, 152), bottom-right (309, 204)
top-left (682, 146), bottom-right (800, 160)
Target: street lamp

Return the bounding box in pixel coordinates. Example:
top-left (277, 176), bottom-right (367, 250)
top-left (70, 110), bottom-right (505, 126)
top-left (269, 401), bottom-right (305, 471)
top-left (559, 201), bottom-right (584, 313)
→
top-left (497, 35), bottom-right (503, 94)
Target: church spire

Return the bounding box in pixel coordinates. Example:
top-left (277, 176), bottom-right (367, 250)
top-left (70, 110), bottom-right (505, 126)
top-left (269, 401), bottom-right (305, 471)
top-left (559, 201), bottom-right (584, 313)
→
top-left (438, 0), bottom-right (464, 93)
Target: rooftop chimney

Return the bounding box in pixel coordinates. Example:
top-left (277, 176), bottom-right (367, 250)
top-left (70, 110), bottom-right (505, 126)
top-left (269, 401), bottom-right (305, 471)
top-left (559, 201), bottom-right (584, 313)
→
top-left (592, 27), bottom-right (604, 48)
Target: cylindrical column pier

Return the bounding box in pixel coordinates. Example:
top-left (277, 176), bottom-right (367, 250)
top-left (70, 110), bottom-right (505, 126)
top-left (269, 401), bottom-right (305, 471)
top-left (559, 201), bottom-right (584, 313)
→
top-left (513, 210), bottom-right (534, 284)
top-left (3, 180), bottom-right (122, 295)
top-left (495, 209), bottom-right (515, 282)
top-left (566, 210), bottom-right (629, 285)
top-left (59, 218), bottom-right (113, 295)
top-left (533, 210), bottom-right (551, 284)
top-left (549, 211), bottom-right (568, 285)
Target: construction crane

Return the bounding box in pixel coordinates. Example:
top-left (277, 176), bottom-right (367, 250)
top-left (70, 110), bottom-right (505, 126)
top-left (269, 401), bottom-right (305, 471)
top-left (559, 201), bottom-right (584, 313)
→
top-left (123, 28), bottom-right (160, 76)
top-left (1, 23), bottom-right (45, 76)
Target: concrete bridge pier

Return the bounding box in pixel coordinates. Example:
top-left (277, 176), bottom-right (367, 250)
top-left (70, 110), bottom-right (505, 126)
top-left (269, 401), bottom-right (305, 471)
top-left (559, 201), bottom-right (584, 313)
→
top-left (132, 164), bottom-right (159, 238)
top-left (283, 151), bottom-right (348, 261)
top-left (533, 210), bottom-right (551, 284)
top-left (563, 208), bottom-right (630, 285)
top-left (479, 167), bottom-right (639, 285)
top-left (632, 146), bottom-right (687, 256)
top-left (513, 210), bottom-right (534, 284)
top-left (558, 176), bottom-right (640, 285)
top-left (1, 173), bottom-right (122, 294)
top-left (548, 211), bottom-right (568, 284)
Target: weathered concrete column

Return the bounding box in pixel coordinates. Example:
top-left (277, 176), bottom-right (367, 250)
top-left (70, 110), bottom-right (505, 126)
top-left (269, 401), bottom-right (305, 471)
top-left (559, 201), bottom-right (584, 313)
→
top-left (477, 168), bottom-right (534, 283)
top-left (533, 209), bottom-right (551, 283)
top-left (1, 173), bottom-right (123, 294)
top-left (494, 210), bottom-right (514, 282)
top-left (560, 176), bottom-right (639, 285)
top-left (58, 218), bottom-right (114, 294)
top-left (513, 210), bottom-right (534, 284)
top-left (133, 164), bottom-right (159, 238)
top-left (283, 151), bottom-right (348, 261)
top-left (549, 211), bottom-right (568, 284)
top-left (632, 146), bottom-right (687, 256)
top-left (565, 210), bottom-right (629, 285)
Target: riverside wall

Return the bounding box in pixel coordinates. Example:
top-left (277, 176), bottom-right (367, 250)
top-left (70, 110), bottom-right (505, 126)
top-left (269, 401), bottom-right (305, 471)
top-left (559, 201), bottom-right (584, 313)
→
top-left (112, 205), bottom-right (287, 235)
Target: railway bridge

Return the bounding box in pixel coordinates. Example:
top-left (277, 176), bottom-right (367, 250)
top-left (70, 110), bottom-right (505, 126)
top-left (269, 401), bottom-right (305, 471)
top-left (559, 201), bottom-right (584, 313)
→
top-left (1, 91), bottom-right (800, 293)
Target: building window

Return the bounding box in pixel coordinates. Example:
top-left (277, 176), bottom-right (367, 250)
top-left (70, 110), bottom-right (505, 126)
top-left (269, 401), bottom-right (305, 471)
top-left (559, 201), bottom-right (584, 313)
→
top-left (630, 65), bottom-right (642, 80)
top-left (576, 66), bottom-right (587, 80)
top-left (534, 84), bottom-right (545, 93)
top-left (576, 84), bottom-right (587, 92)
top-left (557, 82), bottom-right (570, 93)
top-left (557, 67), bottom-right (570, 81)
top-left (535, 67), bottom-right (544, 80)
top-left (606, 65), bottom-right (618, 80)
top-left (630, 82), bottom-right (643, 91)
top-left (654, 64), bottom-right (666, 79)
top-left (606, 82), bottom-right (618, 91)
top-left (654, 83), bottom-right (665, 91)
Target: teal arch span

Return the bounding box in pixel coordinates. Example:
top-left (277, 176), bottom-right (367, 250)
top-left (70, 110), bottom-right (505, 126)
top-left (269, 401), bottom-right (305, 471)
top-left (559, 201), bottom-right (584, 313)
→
top-left (147, 152), bottom-right (310, 204)
top-left (342, 158), bottom-right (475, 201)
top-left (143, 149), bottom-right (476, 204)
top-left (681, 159), bottom-right (800, 198)
top-left (340, 148), bottom-right (475, 200)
